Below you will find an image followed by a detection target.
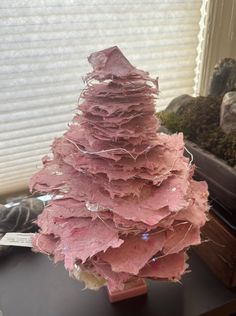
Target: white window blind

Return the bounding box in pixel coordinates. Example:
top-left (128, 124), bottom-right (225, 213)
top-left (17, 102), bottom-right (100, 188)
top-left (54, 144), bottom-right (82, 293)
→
top-left (0, 0), bottom-right (203, 196)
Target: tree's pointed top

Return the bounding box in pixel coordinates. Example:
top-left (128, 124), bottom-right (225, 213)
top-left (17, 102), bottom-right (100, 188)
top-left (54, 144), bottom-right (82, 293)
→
top-left (88, 46), bottom-right (135, 77)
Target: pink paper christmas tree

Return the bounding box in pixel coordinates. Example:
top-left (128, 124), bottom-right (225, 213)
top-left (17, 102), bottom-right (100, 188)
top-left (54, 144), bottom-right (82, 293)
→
top-left (30, 46), bottom-right (209, 292)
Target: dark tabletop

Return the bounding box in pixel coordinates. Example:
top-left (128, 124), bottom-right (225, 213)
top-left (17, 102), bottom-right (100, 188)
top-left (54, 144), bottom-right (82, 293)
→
top-left (0, 248), bottom-right (235, 316)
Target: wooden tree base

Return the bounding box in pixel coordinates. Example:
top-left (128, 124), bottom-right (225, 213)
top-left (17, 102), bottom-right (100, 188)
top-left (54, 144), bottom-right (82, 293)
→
top-left (107, 278), bottom-right (148, 303)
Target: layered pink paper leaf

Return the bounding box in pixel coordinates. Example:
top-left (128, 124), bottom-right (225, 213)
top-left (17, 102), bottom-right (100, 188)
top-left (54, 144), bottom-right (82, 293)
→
top-left (30, 46), bottom-right (209, 291)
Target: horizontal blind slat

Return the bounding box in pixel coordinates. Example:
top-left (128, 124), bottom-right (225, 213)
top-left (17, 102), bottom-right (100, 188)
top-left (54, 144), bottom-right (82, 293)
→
top-left (1, 123), bottom-right (70, 141)
top-left (0, 154), bottom-right (49, 170)
top-left (0, 45), bottom-right (195, 63)
top-left (0, 147), bottom-right (52, 163)
top-left (0, 26), bottom-right (200, 43)
top-left (0, 3), bottom-right (200, 15)
top-left (1, 17), bottom-right (199, 27)
top-left (0, 113), bottom-right (73, 132)
top-left (0, 162), bottom-right (46, 175)
top-left (0, 140), bottom-right (52, 156)
top-left (0, 0), bottom-right (199, 8)
top-left (0, 34), bottom-right (196, 51)
top-left (0, 131), bottom-right (66, 150)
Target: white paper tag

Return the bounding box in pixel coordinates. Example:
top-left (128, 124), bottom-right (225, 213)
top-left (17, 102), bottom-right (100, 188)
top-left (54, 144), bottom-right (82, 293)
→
top-left (0, 232), bottom-right (34, 247)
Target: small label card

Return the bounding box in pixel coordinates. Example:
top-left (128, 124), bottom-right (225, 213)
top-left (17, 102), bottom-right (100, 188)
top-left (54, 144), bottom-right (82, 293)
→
top-left (0, 232), bottom-right (34, 247)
